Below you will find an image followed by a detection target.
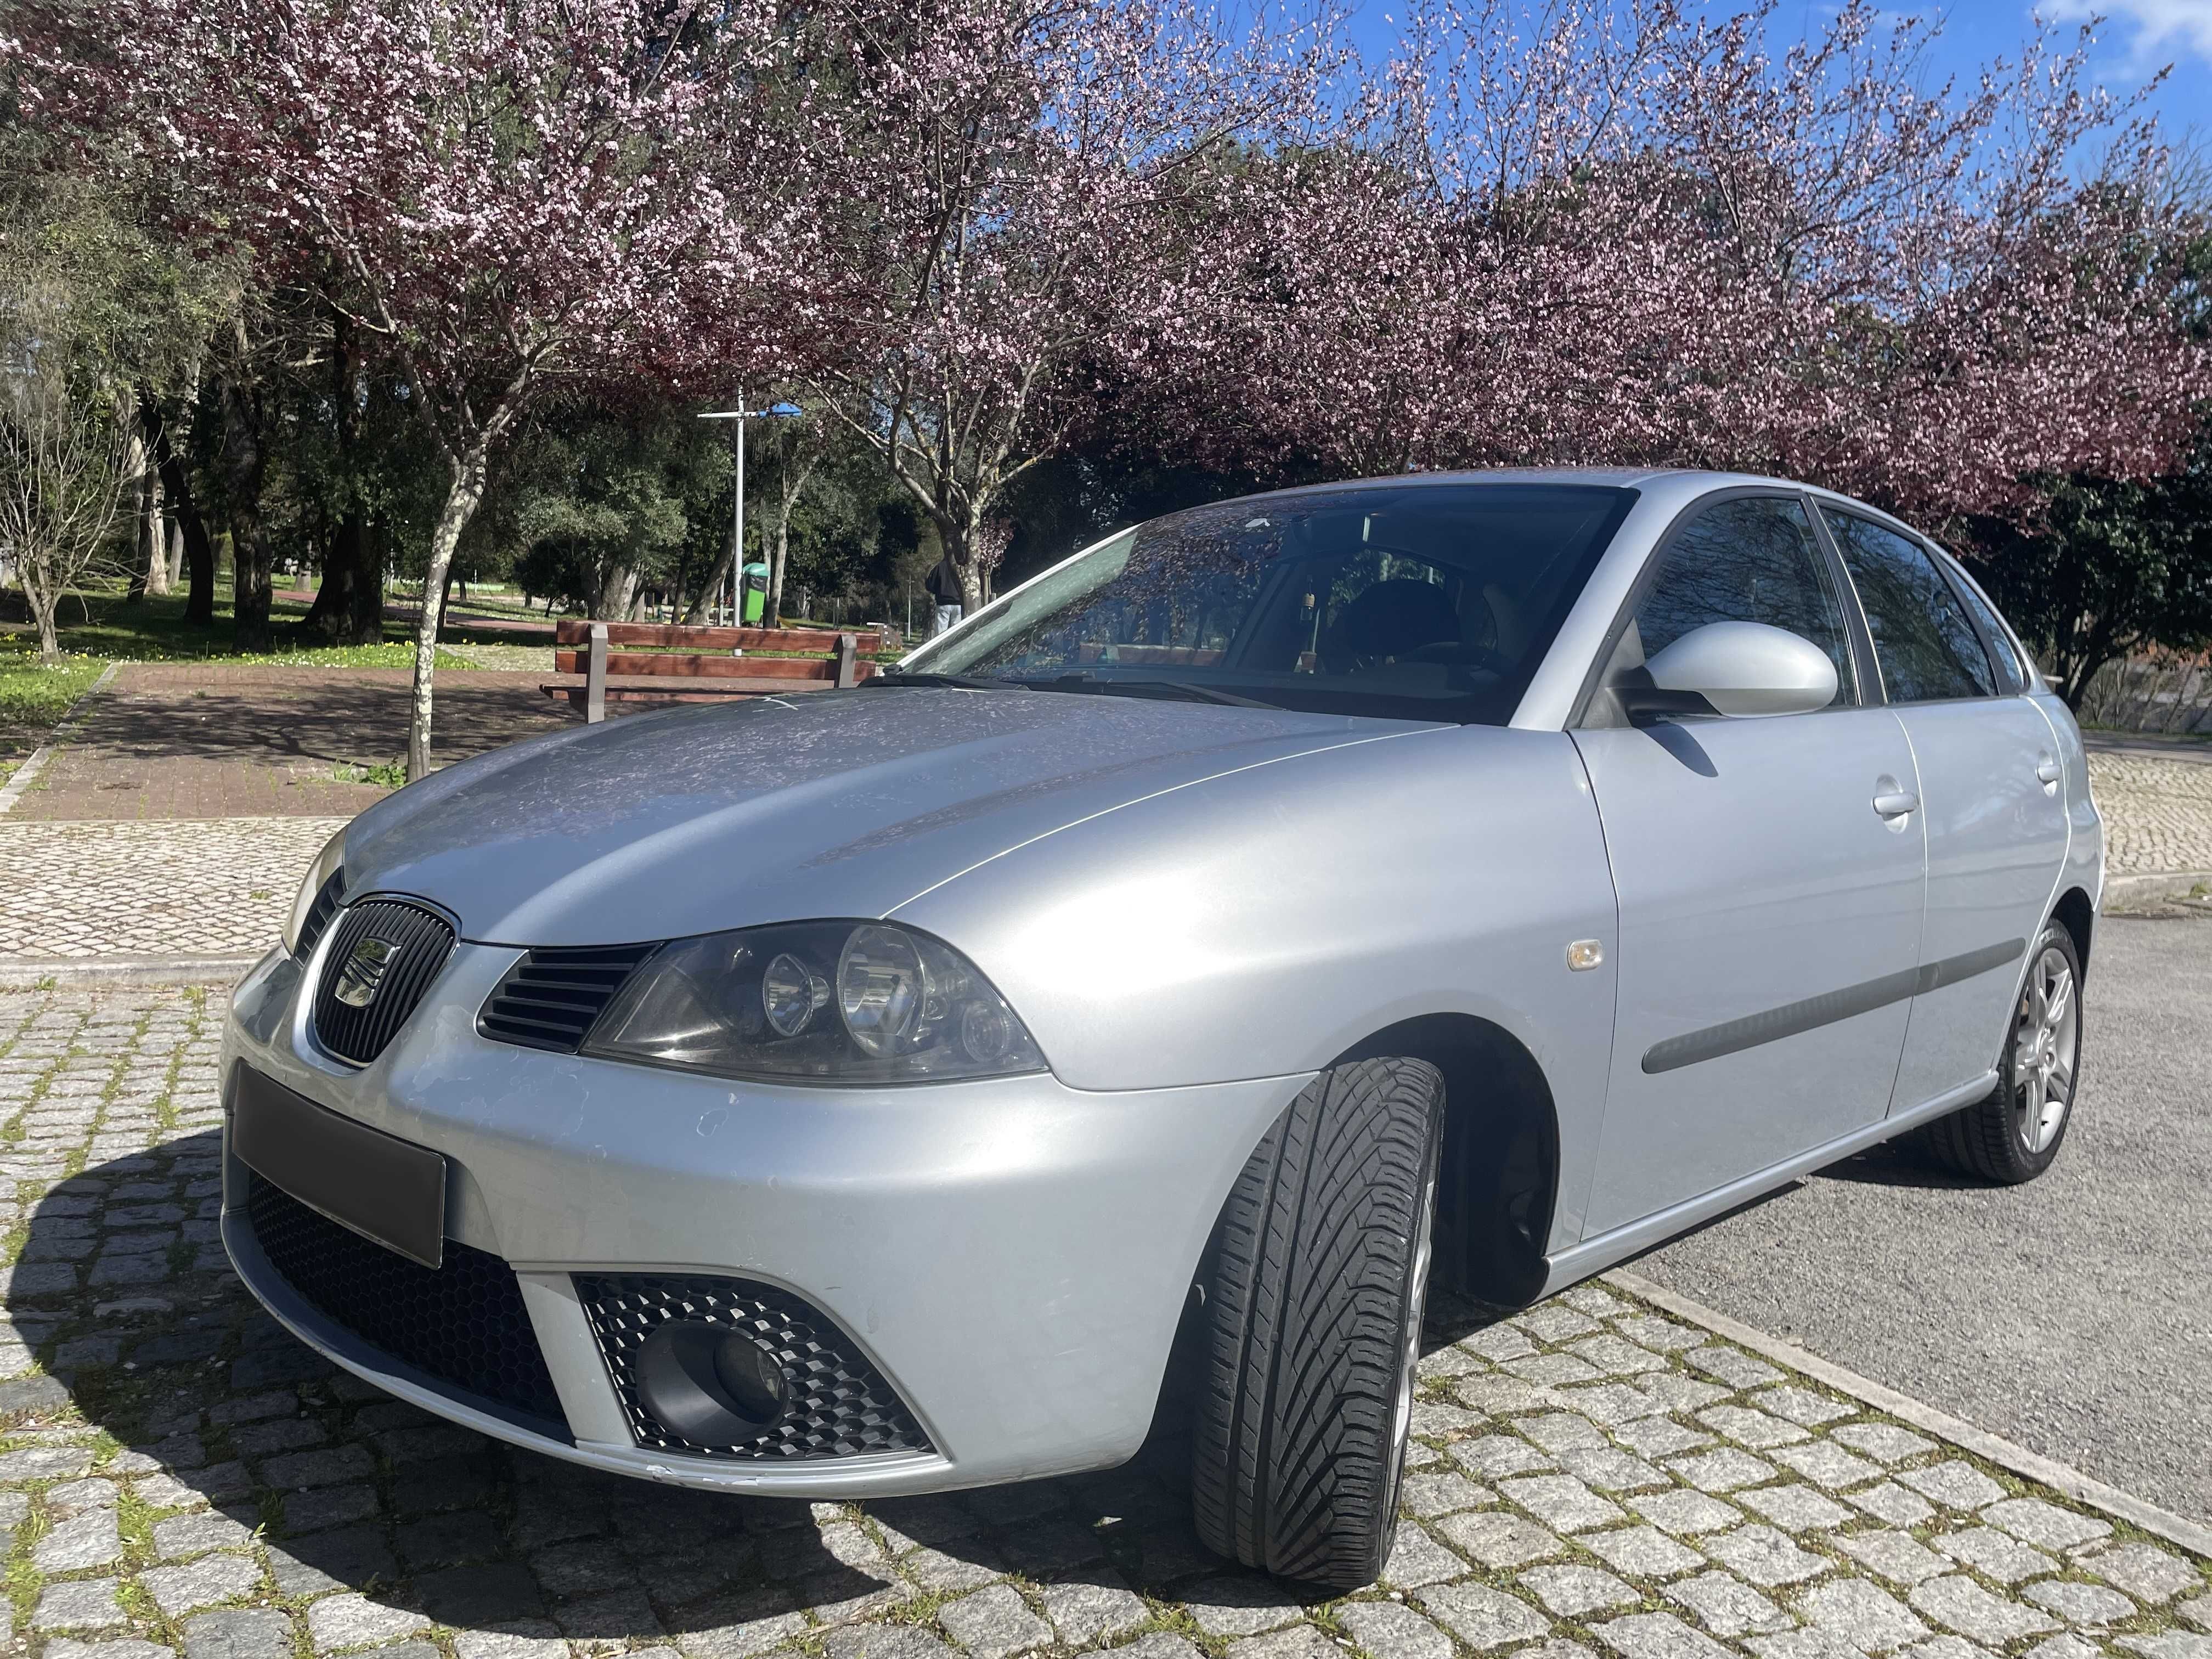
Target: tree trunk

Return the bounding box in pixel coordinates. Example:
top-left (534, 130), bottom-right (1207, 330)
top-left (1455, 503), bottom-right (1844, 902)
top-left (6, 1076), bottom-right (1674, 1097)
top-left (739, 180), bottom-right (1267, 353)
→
top-left (139, 392), bottom-right (216, 627)
top-left (686, 541), bottom-right (736, 624)
top-left (407, 446), bottom-right (491, 782)
top-left (166, 516), bottom-right (184, 588)
top-left (299, 309), bottom-right (382, 645)
top-left (123, 420), bottom-right (161, 602)
top-left (221, 354), bottom-right (274, 652)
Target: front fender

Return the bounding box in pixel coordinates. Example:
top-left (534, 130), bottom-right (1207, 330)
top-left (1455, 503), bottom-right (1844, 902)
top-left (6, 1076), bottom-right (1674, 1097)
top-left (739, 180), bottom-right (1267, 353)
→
top-left (893, 723), bottom-right (1620, 1246)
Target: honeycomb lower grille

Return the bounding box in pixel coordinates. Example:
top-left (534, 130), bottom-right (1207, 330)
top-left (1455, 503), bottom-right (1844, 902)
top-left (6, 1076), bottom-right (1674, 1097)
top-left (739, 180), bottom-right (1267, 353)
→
top-left (575, 1273), bottom-right (931, 1460)
top-left (245, 1175), bottom-right (568, 1437)
top-left (311, 899), bottom-right (456, 1064)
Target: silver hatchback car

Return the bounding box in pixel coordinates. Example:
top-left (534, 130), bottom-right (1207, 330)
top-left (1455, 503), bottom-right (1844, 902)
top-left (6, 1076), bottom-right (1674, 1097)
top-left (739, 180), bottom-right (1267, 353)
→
top-left (222, 469), bottom-right (2099, 1590)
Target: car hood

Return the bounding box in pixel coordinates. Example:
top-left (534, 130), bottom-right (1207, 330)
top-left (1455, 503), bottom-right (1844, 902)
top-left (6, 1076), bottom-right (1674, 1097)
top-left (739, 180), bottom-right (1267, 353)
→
top-left (340, 687), bottom-right (1435, 946)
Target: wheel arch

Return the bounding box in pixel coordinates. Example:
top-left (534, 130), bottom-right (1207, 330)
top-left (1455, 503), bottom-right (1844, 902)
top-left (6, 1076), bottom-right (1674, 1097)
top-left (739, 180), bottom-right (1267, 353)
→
top-left (1333, 1013), bottom-right (1560, 1312)
top-left (2051, 885), bottom-right (2095, 976)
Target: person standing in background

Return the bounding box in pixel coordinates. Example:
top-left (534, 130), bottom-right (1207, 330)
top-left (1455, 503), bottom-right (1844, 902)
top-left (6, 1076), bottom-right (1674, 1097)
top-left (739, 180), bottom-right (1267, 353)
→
top-left (925, 554), bottom-right (963, 638)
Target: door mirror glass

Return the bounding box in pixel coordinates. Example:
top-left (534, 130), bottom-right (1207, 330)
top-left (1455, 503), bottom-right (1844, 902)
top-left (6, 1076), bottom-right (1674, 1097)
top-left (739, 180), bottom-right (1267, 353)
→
top-left (1643, 620), bottom-right (1841, 717)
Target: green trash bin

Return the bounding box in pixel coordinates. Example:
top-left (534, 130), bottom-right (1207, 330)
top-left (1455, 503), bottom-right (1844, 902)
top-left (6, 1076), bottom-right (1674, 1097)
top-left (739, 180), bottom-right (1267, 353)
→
top-left (740, 562), bottom-right (769, 625)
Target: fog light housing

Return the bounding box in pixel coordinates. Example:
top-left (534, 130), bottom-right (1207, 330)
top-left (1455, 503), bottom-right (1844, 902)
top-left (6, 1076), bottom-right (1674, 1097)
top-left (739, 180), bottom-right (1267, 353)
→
top-left (634, 1321), bottom-right (791, 1444)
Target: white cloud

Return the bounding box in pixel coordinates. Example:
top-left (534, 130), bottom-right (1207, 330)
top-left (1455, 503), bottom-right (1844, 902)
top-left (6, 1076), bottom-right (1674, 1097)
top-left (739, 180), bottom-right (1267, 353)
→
top-left (2045, 0), bottom-right (2212, 70)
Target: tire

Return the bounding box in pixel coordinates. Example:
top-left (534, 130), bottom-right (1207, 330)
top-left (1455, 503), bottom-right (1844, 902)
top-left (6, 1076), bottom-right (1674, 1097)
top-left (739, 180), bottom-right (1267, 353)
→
top-left (1191, 1056), bottom-right (1443, 1591)
top-left (1921, 920), bottom-right (2083, 1184)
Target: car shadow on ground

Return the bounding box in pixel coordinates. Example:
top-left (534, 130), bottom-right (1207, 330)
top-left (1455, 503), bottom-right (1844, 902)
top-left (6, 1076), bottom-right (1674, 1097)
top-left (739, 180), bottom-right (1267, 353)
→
top-left (10, 1135), bottom-right (1369, 1649)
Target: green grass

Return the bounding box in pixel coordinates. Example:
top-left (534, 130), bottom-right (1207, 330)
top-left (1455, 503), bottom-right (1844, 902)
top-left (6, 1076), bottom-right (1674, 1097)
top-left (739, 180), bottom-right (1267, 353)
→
top-left (0, 653), bottom-right (105, 761)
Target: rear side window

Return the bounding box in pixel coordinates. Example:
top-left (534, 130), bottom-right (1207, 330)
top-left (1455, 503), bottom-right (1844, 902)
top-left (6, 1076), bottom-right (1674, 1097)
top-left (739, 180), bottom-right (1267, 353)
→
top-left (1948, 568), bottom-right (2030, 693)
top-left (1824, 511), bottom-right (1995, 702)
top-left (1634, 496), bottom-right (1857, 707)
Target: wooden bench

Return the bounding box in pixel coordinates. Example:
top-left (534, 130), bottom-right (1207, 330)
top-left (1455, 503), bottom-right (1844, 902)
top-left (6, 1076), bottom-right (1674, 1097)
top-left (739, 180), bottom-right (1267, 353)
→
top-left (544, 620), bottom-right (893, 723)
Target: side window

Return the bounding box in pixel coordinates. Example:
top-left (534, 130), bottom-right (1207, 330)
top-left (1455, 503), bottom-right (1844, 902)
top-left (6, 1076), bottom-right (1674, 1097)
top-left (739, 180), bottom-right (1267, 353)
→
top-left (1632, 496), bottom-right (1857, 707)
top-left (1823, 512), bottom-right (1995, 702)
top-left (1948, 567), bottom-right (2029, 694)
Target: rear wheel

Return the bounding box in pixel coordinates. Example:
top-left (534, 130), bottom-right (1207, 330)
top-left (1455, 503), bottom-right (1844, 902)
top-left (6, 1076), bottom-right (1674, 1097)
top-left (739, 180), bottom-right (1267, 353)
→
top-left (1191, 1057), bottom-right (1443, 1590)
top-left (1921, 921), bottom-right (2083, 1184)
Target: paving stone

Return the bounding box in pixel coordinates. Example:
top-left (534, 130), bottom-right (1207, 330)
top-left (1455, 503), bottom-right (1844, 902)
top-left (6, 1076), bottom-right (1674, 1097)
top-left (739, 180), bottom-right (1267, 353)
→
top-left (143, 1553), bottom-right (265, 1616)
top-left (1831, 1425), bottom-right (1941, 1465)
top-left (1419, 1582), bottom-right (1554, 1650)
top-left (1616, 1317), bottom-right (1711, 1354)
top-left (2175, 1594), bottom-right (2211, 1631)
top-left (49, 1640), bottom-right (177, 1659)
top-left (1401, 1470), bottom-right (1492, 1517)
top-left (1567, 1335), bottom-right (1671, 1376)
top-left (2024, 1581), bottom-right (2138, 1625)
top-left (1632, 1489), bottom-right (1747, 1535)
top-left (155, 1508), bottom-right (259, 1559)
top-left (1771, 1442), bottom-right (1887, 1490)
top-left (2118, 1638), bottom-right (2212, 1659)
top-left (822, 1630), bottom-right (956, 1659)
top-left (1847, 1482), bottom-right (1940, 1527)
top-left (1465, 1325), bottom-right (1539, 1361)
top-left (1666, 1570), bottom-right (1794, 1636)
top-left (1668, 1448), bottom-right (1780, 1493)
top-left (1520, 1565), bottom-right (1641, 1617)
top-left (1753, 1388), bottom-right (1858, 1428)
top-left (1383, 1520), bottom-right (1471, 1587)
top-left (1566, 1384), bottom-right (1672, 1426)
top-left (1340, 1599), bottom-right (1456, 1659)
top-left (1184, 1576), bottom-right (1308, 1638)
top-left (1227, 1627), bottom-right (1341, 1659)
top-left (1096, 1639), bottom-right (1198, 1659)
top-left (1795, 1578), bottom-right (1932, 1652)
top-left (1583, 1523), bottom-right (1707, 1578)
top-left (1592, 1611), bottom-right (1736, 1659)
top-left (1723, 1482), bottom-right (1847, 1533)
top-left (1930, 1526), bottom-right (2058, 1584)
top-left (1509, 1353), bottom-right (1609, 1386)
top-left (1519, 1411), bottom-right (1611, 1452)
top-left (1562, 1446), bottom-right (1676, 1493)
top-left (1521, 1306), bottom-right (1604, 1342)
top-left (1745, 1631), bottom-right (1870, 1659)
top-left (1698, 1406), bottom-right (1813, 1449)
top-left (181, 1609), bottom-right (297, 1659)
top-left (1702, 1523), bottom-right (1834, 1587)
top-left (1436, 1509), bottom-right (1570, 1567)
top-left (2084, 1544), bottom-right (2207, 1603)
top-left (1831, 1531), bottom-right (1953, 1587)
top-left (938, 1585), bottom-right (1051, 1659)
top-left (1982, 1498), bottom-right (2114, 1552)
top-left (1618, 1419), bottom-right (1719, 1459)
top-left (1500, 1473), bottom-right (1628, 1532)
top-left (1451, 1435), bottom-right (1559, 1479)
top-left (454, 1621), bottom-right (572, 1659)
top-left (1897, 1462), bottom-right (2006, 1511)
top-left (1039, 1574), bottom-right (1148, 1645)
top-left (307, 1596), bottom-right (432, 1653)
top-left (34, 1579), bottom-right (128, 1632)
top-left (33, 1506), bottom-right (122, 1571)
top-left (1909, 1577), bottom-right (2061, 1643)
top-left (1685, 1347), bottom-right (1785, 1388)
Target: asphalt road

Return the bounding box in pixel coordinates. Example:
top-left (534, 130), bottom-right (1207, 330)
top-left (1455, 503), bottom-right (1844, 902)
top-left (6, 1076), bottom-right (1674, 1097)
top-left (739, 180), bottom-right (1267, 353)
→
top-left (1632, 909), bottom-right (2212, 1526)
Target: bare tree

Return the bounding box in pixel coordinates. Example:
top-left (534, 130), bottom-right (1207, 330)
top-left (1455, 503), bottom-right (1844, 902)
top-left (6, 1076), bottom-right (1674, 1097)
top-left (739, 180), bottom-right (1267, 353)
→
top-left (0, 338), bottom-right (131, 661)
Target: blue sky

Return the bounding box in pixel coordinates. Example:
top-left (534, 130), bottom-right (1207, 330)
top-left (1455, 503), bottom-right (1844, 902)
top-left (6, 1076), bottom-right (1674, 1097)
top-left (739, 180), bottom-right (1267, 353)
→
top-left (1340, 0), bottom-right (2209, 148)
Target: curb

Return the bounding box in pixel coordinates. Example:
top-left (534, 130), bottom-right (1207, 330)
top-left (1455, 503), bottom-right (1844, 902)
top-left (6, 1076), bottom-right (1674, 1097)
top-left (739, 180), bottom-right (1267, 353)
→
top-left (0, 662), bottom-right (119, 817)
top-left (0, 953), bottom-right (260, 990)
top-left (2103, 868), bottom-right (2212, 906)
top-left (1605, 1268), bottom-right (2212, 1562)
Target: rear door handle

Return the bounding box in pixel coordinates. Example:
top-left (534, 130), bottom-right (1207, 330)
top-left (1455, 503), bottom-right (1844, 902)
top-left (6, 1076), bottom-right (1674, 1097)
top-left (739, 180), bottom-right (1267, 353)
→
top-left (1873, 788), bottom-right (1920, 819)
top-left (2036, 754), bottom-right (2062, 791)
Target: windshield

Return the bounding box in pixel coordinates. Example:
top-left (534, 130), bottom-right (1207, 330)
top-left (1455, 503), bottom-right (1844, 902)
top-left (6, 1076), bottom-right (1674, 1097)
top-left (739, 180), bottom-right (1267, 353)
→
top-left (901, 483), bottom-right (1637, 724)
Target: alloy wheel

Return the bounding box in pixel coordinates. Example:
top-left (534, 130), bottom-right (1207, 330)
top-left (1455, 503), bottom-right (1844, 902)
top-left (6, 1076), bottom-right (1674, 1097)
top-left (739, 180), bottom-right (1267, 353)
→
top-left (2012, 945), bottom-right (2078, 1155)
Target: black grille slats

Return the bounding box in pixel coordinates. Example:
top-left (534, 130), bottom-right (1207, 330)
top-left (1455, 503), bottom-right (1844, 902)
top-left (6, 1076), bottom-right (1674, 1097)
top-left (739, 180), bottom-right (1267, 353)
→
top-left (576, 1273), bottom-right (931, 1461)
top-left (477, 944), bottom-right (658, 1053)
top-left (295, 871), bottom-right (345, 961)
top-left (245, 1176), bottom-right (568, 1436)
top-left (312, 900), bottom-right (456, 1065)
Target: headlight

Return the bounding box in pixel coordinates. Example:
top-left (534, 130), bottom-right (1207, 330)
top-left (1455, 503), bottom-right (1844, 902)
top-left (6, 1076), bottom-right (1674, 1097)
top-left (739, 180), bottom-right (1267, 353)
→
top-left (582, 921), bottom-right (1046, 1084)
top-left (282, 829), bottom-right (348, 956)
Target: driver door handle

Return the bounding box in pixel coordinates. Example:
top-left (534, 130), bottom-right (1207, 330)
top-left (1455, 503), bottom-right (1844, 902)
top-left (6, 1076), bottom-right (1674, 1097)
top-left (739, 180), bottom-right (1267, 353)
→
top-left (2036, 755), bottom-right (2062, 789)
top-left (1873, 788), bottom-right (1920, 820)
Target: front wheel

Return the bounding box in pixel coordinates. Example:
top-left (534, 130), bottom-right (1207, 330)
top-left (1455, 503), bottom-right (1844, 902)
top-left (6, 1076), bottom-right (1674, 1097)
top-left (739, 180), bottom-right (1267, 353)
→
top-left (1922, 921), bottom-right (2083, 1184)
top-left (1191, 1057), bottom-right (1443, 1591)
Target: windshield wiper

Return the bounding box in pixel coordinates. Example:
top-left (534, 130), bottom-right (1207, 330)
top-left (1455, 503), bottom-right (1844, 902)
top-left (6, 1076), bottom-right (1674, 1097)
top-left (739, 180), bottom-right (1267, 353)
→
top-left (1022, 674), bottom-right (1281, 710)
top-left (864, 670), bottom-right (1012, 691)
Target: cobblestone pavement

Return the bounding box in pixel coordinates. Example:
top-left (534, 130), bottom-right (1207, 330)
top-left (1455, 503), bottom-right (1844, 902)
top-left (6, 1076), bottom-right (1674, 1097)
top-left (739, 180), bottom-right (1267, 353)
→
top-left (0, 819), bottom-right (348, 959)
top-left (0, 986), bottom-right (2203, 1659)
top-left (2085, 753), bottom-right (2212, 876)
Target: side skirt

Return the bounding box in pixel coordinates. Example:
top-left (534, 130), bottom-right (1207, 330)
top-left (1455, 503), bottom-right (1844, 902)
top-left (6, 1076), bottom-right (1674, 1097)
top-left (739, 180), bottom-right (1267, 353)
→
top-left (1536, 1069), bottom-right (1997, 1298)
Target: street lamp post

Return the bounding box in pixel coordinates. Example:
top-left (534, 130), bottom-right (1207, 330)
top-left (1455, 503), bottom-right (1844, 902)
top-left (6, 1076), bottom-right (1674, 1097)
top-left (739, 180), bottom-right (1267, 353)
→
top-left (697, 397), bottom-right (803, 625)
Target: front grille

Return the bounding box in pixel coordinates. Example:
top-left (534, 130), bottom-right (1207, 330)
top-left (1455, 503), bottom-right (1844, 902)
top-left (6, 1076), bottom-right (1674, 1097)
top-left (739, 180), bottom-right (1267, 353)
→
top-left (294, 871), bottom-right (345, 960)
top-left (477, 944), bottom-right (658, 1053)
top-left (576, 1273), bottom-right (932, 1460)
top-left (245, 1175), bottom-right (568, 1436)
top-left (311, 899), bottom-right (456, 1064)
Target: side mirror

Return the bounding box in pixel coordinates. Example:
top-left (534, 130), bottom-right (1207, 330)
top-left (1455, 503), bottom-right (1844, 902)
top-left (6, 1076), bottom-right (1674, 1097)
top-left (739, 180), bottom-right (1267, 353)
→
top-left (1628, 621), bottom-right (1839, 719)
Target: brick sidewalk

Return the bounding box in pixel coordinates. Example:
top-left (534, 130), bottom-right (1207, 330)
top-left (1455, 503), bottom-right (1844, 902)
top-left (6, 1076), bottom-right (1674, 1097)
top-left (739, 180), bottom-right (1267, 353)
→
top-left (0, 983), bottom-right (2205, 1659)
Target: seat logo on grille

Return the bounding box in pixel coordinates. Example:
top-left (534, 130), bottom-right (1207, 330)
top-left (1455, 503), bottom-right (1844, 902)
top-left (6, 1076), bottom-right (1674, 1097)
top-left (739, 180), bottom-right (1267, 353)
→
top-left (334, 936), bottom-right (404, 1008)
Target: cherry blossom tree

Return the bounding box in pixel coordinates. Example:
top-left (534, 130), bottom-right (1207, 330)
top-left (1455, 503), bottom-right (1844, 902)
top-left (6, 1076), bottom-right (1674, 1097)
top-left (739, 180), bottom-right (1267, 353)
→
top-left (798, 0), bottom-right (1332, 610)
top-left (15, 0), bottom-right (813, 776)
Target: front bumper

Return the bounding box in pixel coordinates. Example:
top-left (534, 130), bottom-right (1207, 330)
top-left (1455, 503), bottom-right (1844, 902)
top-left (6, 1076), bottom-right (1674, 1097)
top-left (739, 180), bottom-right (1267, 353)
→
top-left (221, 941), bottom-right (1302, 1497)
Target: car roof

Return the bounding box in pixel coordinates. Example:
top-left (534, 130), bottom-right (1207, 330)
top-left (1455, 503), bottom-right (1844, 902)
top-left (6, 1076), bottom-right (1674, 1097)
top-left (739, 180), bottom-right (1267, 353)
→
top-left (1225, 466), bottom-right (1792, 504)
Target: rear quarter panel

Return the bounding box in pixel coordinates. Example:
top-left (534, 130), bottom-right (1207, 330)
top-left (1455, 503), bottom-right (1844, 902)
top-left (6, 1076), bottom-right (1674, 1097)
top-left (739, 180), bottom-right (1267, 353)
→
top-left (891, 723), bottom-right (1622, 1252)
